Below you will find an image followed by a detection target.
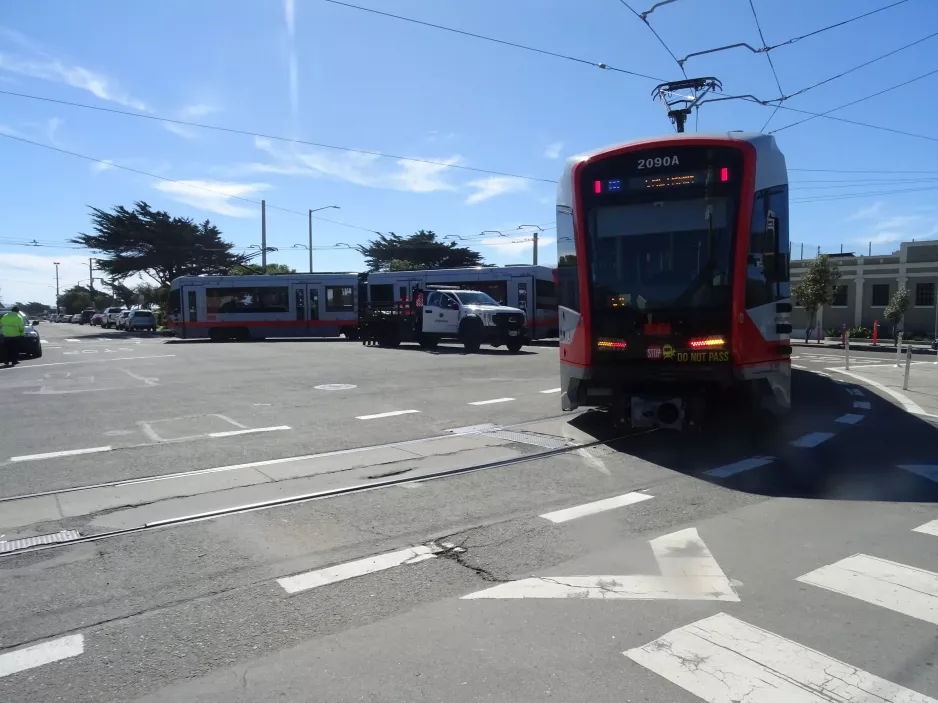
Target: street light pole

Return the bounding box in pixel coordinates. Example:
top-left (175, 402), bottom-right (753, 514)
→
top-left (308, 205), bottom-right (340, 273)
top-left (54, 262), bottom-right (60, 315)
top-left (261, 200), bottom-right (267, 269)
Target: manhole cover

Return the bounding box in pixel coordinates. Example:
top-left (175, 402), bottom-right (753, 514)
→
top-left (314, 384), bottom-right (357, 391)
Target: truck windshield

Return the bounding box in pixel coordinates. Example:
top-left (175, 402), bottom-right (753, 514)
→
top-left (454, 292), bottom-right (499, 306)
top-left (587, 196), bottom-right (734, 311)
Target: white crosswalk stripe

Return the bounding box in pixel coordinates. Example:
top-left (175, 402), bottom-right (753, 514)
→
top-left (626, 613), bottom-right (937, 703)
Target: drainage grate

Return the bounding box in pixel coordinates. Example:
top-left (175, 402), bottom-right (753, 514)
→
top-left (0, 530), bottom-right (81, 554)
top-left (482, 429), bottom-right (572, 450)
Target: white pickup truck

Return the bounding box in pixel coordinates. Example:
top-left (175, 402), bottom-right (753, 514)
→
top-left (362, 286), bottom-right (527, 352)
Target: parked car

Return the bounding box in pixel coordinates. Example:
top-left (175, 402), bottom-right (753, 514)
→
top-left (0, 310), bottom-right (41, 359)
top-left (79, 308), bottom-right (95, 325)
top-left (125, 309), bottom-right (157, 332)
top-left (91, 313), bottom-right (104, 326)
top-left (115, 310), bottom-right (131, 330)
top-left (71, 313), bottom-right (81, 323)
top-left (101, 307), bottom-right (125, 329)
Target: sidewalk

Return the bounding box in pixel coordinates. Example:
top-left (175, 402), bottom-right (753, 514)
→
top-left (792, 339), bottom-right (937, 355)
top-left (822, 354), bottom-right (938, 420)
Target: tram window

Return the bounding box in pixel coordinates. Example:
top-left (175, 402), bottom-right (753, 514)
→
top-left (187, 291), bottom-right (198, 322)
top-left (170, 288), bottom-right (182, 316)
top-left (326, 286), bottom-right (355, 312)
top-left (207, 286), bottom-right (289, 314)
top-left (296, 289), bottom-right (305, 321)
top-left (310, 288), bottom-right (319, 320)
top-left (518, 282), bottom-right (528, 311)
top-left (746, 188), bottom-right (788, 309)
top-left (370, 284), bottom-right (393, 304)
top-left (536, 279), bottom-right (557, 306)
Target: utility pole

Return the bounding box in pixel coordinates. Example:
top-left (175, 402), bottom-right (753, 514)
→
top-left (88, 258), bottom-right (94, 300)
top-left (54, 262), bottom-right (60, 314)
top-left (520, 224), bottom-right (542, 266)
top-left (308, 209), bottom-right (314, 273)
top-left (307, 205), bottom-right (340, 273)
top-left (261, 200), bottom-right (267, 269)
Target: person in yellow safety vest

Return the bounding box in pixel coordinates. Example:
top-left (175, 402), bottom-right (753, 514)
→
top-left (1, 305), bottom-right (26, 367)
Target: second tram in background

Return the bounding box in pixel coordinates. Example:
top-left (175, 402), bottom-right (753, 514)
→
top-left (557, 131), bottom-right (791, 429)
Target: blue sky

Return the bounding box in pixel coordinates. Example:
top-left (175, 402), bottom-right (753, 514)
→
top-left (1, 0), bottom-right (936, 305)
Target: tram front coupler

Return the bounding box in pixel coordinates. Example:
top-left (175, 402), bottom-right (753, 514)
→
top-left (628, 396), bottom-right (686, 430)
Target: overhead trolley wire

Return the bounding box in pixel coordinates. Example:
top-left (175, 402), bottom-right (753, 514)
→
top-left (746, 0), bottom-right (785, 131)
top-left (676, 0), bottom-right (911, 66)
top-left (324, 0), bottom-right (665, 82)
top-left (769, 66), bottom-right (938, 134)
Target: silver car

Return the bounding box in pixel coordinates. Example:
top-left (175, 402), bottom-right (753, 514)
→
top-left (125, 310), bottom-right (157, 332)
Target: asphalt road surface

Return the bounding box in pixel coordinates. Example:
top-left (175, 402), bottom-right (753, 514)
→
top-left (1, 323), bottom-right (936, 703)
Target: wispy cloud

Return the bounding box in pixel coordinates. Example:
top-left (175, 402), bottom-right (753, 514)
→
top-left (543, 141), bottom-right (564, 160)
top-left (45, 116), bottom-right (62, 144)
top-left (153, 180), bottom-right (270, 218)
top-left (0, 122), bottom-right (26, 138)
top-left (284, 0), bottom-right (299, 130)
top-left (847, 201), bottom-right (883, 221)
top-left (0, 30), bottom-right (147, 110)
top-left (91, 159), bottom-right (114, 173)
top-left (465, 176), bottom-right (529, 205)
top-left (248, 137), bottom-right (461, 194)
top-left (853, 209), bottom-right (938, 248)
top-left (0, 252), bottom-right (91, 305)
top-left (163, 103), bottom-right (220, 139)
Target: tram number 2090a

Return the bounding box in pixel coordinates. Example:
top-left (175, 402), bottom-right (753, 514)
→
top-left (637, 155), bottom-right (679, 169)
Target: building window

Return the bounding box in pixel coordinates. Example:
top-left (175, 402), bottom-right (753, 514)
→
top-left (832, 285), bottom-right (848, 307)
top-left (915, 282), bottom-right (935, 307)
top-left (326, 286), bottom-right (355, 312)
top-left (871, 284), bottom-right (890, 307)
top-left (206, 286), bottom-right (289, 314)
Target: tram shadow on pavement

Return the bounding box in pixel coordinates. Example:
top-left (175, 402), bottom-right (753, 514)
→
top-left (566, 369), bottom-right (938, 503)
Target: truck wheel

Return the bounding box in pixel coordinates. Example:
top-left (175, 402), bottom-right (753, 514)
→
top-left (418, 334), bottom-right (438, 349)
top-left (459, 318), bottom-right (483, 352)
top-left (506, 338), bottom-right (524, 353)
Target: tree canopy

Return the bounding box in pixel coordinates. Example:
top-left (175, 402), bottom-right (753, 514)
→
top-left (230, 262), bottom-right (296, 275)
top-left (56, 285), bottom-right (117, 314)
top-left (884, 286), bottom-right (911, 339)
top-left (791, 255), bottom-right (840, 341)
top-left (71, 201), bottom-right (249, 288)
top-left (358, 230), bottom-right (484, 272)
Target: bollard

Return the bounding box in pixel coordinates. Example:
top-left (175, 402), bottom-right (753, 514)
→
top-left (845, 333), bottom-right (850, 370)
top-left (903, 345), bottom-right (912, 391)
top-left (896, 332), bottom-right (903, 367)
top-left (873, 320), bottom-right (878, 346)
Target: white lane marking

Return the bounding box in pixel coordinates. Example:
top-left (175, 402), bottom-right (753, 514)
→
top-left (278, 544), bottom-right (441, 594)
top-left (468, 397), bottom-right (515, 405)
top-left (835, 413), bottom-right (864, 424)
top-left (853, 401), bottom-right (871, 409)
top-left (790, 432), bottom-right (835, 448)
top-left (208, 426), bottom-right (291, 438)
top-left (791, 363), bottom-right (806, 369)
top-left (463, 528), bottom-right (738, 601)
top-left (898, 465), bottom-right (938, 483)
top-left (0, 634), bottom-right (85, 679)
top-left (355, 409), bottom-right (421, 420)
top-left (625, 612), bottom-right (936, 703)
top-left (913, 519), bottom-right (938, 536)
top-left (120, 368), bottom-right (158, 387)
top-left (214, 414), bottom-right (249, 429)
top-left (20, 355), bottom-right (176, 369)
top-left (540, 491), bottom-right (653, 523)
top-left (798, 553), bottom-right (938, 625)
top-left (539, 387), bottom-right (562, 394)
top-left (827, 367), bottom-right (938, 418)
top-left (704, 456), bottom-right (774, 478)
top-left (10, 446), bottom-right (112, 463)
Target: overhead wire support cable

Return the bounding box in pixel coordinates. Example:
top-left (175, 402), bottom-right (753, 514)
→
top-left (775, 30), bottom-right (938, 102)
top-left (746, 0), bottom-right (784, 131)
top-left (0, 132), bottom-right (382, 234)
top-left (676, 0), bottom-right (910, 66)
top-left (0, 90), bottom-right (557, 185)
top-left (769, 67), bottom-right (938, 134)
top-left (324, 0), bottom-right (664, 82)
top-left (616, 0), bottom-right (687, 78)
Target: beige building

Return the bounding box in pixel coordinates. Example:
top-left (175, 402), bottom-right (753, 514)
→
top-left (790, 240), bottom-right (938, 338)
